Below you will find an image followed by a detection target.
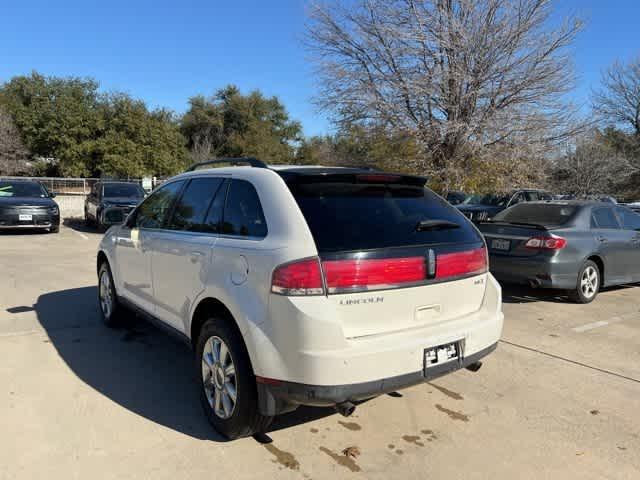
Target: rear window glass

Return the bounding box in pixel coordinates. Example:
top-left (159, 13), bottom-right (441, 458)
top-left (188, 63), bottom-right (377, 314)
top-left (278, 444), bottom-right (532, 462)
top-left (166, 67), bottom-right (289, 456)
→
top-left (493, 204), bottom-right (577, 227)
top-left (221, 179), bottom-right (268, 238)
top-left (288, 182), bottom-right (481, 252)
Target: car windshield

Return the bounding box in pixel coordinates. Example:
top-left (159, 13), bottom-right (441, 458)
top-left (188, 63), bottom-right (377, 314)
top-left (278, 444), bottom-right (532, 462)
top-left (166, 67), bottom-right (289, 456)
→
top-left (103, 183), bottom-right (144, 198)
top-left (463, 194), bottom-right (509, 207)
top-left (0, 181), bottom-right (47, 198)
top-left (493, 203), bottom-right (578, 227)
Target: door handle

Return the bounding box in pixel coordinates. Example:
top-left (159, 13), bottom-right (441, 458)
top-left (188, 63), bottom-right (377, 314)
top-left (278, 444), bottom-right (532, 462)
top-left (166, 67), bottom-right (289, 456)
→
top-left (598, 236), bottom-right (608, 243)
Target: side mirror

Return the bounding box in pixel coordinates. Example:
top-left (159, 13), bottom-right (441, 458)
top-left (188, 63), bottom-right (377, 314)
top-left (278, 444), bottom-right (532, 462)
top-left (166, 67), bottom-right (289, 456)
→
top-left (125, 210), bottom-right (137, 229)
top-left (49, 192), bottom-right (56, 198)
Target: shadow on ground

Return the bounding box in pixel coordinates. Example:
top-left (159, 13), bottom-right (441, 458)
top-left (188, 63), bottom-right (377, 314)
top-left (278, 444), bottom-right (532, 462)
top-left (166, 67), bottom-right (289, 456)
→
top-left (62, 217), bottom-right (102, 234)
top-left (501, 283), bottom-right (638, 304)
top-left (35, 286), bottom-right (337, 442)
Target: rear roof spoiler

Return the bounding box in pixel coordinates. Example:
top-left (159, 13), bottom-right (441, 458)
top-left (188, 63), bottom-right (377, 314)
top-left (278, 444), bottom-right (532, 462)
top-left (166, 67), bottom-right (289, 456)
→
top-left (186, 157), bottom-right (268, 171)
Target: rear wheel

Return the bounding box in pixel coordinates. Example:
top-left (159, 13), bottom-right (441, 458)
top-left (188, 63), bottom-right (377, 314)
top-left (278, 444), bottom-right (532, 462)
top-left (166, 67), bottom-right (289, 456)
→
top-left (569, 260), bottom-right (600, 304)
top-left (196, 318), bottom-right (272, 439)
top-left (98, 262), bottom-right (127, 326)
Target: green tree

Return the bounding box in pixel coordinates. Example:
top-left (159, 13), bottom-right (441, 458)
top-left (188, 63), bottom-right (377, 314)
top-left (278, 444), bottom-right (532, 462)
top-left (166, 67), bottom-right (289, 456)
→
top-left (0, 72), bottom-right (188, 177)
top-left (181, 85), bottom-right (302, 163)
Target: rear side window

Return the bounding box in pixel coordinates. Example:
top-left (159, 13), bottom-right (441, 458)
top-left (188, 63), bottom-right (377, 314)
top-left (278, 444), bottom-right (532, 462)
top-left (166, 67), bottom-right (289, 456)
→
top-left (135, 180), bottom-right (184, 229)
top-left (168, 177), bottom-right (224, 232)
top-left (288, 182), bottom-right (480, 252)
top-left (591, 207), bottom-right (620, 229)
top-left (493, 204), bottom-right (577, 227)
top-left (221, 179), bottom-right (267, 238)
top-left (616, 207), bottom-right (640, 230)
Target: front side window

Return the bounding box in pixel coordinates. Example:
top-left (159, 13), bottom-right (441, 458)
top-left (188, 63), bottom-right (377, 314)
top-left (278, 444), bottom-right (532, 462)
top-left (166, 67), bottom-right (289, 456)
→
top-left (134, 181), bottom-right (184, 229)
top-left (591, 207), bottom-right (620, 229)
top-left (221, 179), bottom-right (267, 238)
top-left (168, 178), bottom-right (224, 232)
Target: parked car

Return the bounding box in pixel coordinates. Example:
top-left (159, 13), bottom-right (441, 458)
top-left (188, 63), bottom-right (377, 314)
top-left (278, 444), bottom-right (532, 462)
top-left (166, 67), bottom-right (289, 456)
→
top-left (456, 189), bottom-right (552, 222)
top-left (0, 179), bottom-right (60, 233)
top-left (96, 159), bottom-right (504, 439)
top-left (85, 181), bottom-right (145, 230)
top-left (478, 201), bottom-right (640, 303)
top-left (445, 190), bottom-right (467, 205)
top-left (627, 202), bottom-right (640, 213)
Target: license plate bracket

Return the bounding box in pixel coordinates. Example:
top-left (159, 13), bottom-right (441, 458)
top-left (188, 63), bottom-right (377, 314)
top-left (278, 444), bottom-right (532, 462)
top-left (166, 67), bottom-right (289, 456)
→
top-left (491, 238), bottom-right (510, 251)
top-left (424, 341), bottom-right (461, 369)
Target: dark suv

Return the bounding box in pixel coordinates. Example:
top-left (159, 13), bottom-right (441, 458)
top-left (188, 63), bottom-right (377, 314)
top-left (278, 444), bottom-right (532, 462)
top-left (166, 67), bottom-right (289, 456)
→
top-left (456, 189), bottom-right (553, 222)
top-left (85, 181), bottom-right (145, 230)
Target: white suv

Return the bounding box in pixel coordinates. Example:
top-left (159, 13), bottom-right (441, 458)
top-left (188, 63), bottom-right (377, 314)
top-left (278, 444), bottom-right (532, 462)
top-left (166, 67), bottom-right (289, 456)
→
top-left (97, 159), bottom-right (504, 439)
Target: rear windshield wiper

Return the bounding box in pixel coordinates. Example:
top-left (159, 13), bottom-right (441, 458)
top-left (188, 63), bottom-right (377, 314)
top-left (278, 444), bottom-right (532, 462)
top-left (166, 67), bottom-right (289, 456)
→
top-left (415, 219), bottom-right (461, 231)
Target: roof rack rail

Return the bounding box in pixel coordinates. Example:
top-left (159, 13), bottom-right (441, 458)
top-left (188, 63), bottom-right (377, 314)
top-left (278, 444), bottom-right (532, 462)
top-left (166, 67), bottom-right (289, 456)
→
top-left (186, 157), bottom-right (268, 172)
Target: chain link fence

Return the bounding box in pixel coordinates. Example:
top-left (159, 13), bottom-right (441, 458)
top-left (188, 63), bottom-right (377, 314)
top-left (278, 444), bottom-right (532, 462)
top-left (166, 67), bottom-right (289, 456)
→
top-left (0, 176), bottom-right (144, 195)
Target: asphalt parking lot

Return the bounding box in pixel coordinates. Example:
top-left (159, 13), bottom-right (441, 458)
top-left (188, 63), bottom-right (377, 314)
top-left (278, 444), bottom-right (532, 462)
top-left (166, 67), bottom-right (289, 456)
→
top-left (1, 223), bottom-right (639, 480)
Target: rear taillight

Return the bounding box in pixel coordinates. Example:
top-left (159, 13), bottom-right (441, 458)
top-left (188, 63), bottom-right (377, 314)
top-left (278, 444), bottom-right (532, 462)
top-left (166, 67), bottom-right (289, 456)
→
top-left (322, 257), bottom-right (426, 294)
top-left (524, 235), bottom-right (567, 250)
top-left (435, 247), bottom-right (488, 280)
top-left (272, 248), bottom-right (487, 296)
top-left (271, 257), bottom-right (324, 296)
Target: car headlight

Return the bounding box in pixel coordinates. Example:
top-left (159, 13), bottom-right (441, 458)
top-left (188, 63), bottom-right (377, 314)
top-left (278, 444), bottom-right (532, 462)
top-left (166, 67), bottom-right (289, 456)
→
top-left (49, 206), bottom-right (59, 215)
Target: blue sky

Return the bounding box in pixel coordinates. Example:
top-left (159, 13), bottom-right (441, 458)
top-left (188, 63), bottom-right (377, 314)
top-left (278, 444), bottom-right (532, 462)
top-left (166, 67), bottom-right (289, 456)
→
top-left (1, 0), bottom-right (638, 136)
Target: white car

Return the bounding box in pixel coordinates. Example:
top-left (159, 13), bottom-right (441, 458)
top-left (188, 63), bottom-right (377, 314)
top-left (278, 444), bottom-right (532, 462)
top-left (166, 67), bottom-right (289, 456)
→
top-left (96, 159), bottom-right (504, 439)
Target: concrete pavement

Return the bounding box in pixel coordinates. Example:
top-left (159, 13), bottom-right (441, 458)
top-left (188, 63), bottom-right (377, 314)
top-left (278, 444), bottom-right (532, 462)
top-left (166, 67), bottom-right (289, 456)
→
top-left (1, 223), bottom-right (639, 479)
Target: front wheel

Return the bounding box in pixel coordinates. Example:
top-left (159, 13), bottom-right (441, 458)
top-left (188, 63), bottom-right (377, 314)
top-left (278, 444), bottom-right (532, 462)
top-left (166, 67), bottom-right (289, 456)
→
top-left (569, 260), bottom-right (600, 304)
top-left (196, 318), bottom-right (272, 439)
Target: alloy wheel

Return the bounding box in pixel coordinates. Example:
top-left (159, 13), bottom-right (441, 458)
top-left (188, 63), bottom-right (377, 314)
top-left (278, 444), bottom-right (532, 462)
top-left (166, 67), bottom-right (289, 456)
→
top-left (99, 269), bottom-right (113, 319)
top-left (201, 336), bottom-right (237, 420)
top-left (580, 266), bottom-right (598, 299)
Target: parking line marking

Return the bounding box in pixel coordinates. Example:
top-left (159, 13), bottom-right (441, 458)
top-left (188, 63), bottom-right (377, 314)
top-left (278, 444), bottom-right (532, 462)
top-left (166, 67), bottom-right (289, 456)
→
top-left (73, 231), bottom-right (89, 240)
top-left (572, 311), bottom-right (638, 333)
top-left (573, 321), bottom-right (609, 333)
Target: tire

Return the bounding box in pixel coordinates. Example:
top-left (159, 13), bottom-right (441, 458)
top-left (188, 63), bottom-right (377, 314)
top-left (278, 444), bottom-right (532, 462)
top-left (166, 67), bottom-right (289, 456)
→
top-left (569, 260), bottom-right (600, 304)
top-left (195, 318), bottom-right (272, 440)
top-left (49, 225), bottom-right (59, 233)
top-left (85, 210), bottom-right (93, 226)
top-left (98, 261), bottom-right (127, 327)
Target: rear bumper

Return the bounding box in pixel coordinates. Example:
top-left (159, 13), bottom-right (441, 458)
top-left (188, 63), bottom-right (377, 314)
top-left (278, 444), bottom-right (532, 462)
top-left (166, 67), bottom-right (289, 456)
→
top-left (489, 255), bottom-right (578, 289)
top-left (257, 343), bottom-right (497, 415)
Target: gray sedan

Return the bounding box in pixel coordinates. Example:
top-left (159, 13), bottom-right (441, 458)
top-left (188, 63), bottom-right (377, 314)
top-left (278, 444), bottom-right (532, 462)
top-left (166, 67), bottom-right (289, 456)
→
top-left (478, 201), bottom-right (640, 303)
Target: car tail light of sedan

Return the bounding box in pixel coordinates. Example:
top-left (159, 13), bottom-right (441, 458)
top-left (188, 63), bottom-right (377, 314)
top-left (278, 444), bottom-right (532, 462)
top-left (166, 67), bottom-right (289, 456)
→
top-left (524, 234), bottom-right (567, 250)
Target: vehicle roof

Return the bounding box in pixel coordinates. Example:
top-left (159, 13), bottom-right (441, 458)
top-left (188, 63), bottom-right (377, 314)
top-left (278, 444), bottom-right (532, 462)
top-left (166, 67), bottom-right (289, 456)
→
top-left (97, 180), bottom-right (141, 185)
top-left (522, 200), bottom-right (614, 207)
top-left (0, 178), bottom-right (42, 183)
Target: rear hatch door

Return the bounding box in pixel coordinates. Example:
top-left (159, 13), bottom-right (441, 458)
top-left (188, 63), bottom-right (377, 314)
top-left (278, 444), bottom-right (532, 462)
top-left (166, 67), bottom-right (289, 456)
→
top-left (282, 171), bottom-right (488, 338)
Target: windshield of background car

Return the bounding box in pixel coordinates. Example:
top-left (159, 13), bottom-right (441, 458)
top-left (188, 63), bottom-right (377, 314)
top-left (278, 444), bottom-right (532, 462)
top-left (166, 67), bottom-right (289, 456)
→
top-left (103, 183), bottom-right (145, 198)
top-left (288, 181), bottom-right (481, 252)
top-left (463, 194), bottom-right (509, 207)
top-left (493, 204), bottom-right (578, 227)
top-left (0, 181), bottom-right (47, 198)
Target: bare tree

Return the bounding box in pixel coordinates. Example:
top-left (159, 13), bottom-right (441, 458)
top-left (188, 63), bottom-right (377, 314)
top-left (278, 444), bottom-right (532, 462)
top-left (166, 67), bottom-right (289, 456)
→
top-left (307, 0), bottom-right (583, 189)
top-left (0, 107), bottom-right (31, 175)
top-left (551, 131), bottom-right (637, 195)
top-left (592, 57), bottom-right (640, 136)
